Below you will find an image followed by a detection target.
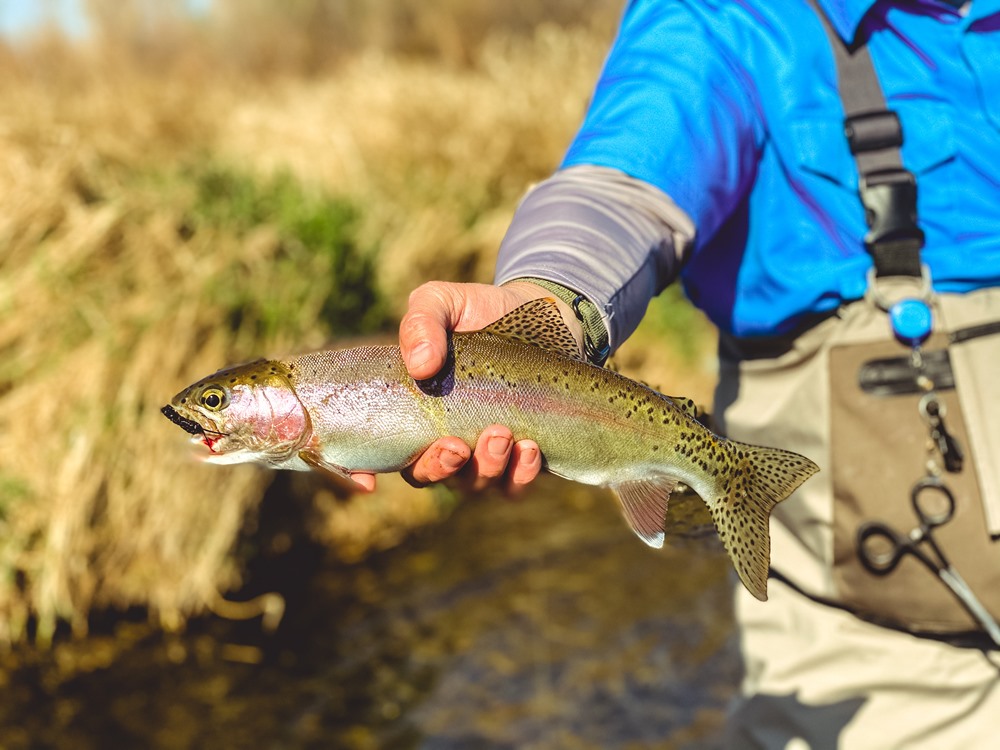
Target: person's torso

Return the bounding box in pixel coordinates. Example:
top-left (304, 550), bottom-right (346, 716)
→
top-left (564, 0), bottom-right (1000, 336)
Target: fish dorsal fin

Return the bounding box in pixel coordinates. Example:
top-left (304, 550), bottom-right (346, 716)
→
top-left (480, 297), bottom-right (582, 360)
top-left (611, 476), bottom-right (678, 548)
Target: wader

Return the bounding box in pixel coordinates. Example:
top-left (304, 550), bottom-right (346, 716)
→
top-left (722, 3), bottom-right (1000, 746)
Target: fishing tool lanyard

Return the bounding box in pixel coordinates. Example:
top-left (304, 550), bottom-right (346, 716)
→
top-left (808, 0), bottom-right (1000, 644)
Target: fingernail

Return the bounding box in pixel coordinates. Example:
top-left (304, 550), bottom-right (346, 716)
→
top-left (487, 435), bottom-right (511, 458)
top-left (521, 446), bottom-right (540, 465)
top-left (440, 449), bottom-right (466, 471)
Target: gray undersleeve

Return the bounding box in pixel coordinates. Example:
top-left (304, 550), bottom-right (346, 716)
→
top-left (493, 165), bottom-right (695, 351)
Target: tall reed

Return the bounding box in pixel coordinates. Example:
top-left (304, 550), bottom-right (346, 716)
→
top-left (0, 1), bottom-right (649, 644)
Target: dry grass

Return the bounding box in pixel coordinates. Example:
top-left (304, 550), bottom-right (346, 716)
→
top-left (215, 25), bottom-right (606, 308)
top-left (0, 0), bottom-right (713, 646)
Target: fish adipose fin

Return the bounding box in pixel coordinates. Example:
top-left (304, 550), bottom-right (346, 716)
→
top-left (480, 297), bottom-right (583, 360)
top-left (665, 395), bottom-right (699, 420)
top-left (708, 443), bottom-right (820, 602)
top-left (611, 477), bottom-right (678, 549)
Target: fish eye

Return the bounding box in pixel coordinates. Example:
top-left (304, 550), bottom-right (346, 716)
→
top-left (199, 386), bottom-right (228, 411)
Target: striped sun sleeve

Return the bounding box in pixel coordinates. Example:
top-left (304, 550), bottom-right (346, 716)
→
top-left (494, 165), bottom-right (695, 351)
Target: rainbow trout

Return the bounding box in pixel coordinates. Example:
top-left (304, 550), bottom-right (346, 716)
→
top-left (163, 298), bottom-right (818, 600)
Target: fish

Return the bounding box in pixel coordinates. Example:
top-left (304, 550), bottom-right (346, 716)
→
top-left (163, 298), bottom-right (818, 600)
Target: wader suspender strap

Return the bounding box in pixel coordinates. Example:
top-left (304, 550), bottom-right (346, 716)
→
top-left (806, 0), bottom-right (926, 279)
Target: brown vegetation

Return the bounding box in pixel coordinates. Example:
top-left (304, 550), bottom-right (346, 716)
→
top-left (0, 0), bottom-right (713, 646)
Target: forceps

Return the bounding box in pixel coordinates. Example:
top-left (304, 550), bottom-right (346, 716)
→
top-left (857, 477), bottom-right (1000, 648)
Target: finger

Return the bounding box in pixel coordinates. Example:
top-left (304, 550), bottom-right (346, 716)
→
top-left (347, 472), bottom-right (377, 493)
top-left (402, 437), bottom-right (471, 488)
top-left (506, 440), bottom-right (542, 493)
top-left (400, 283), bottom-right (456, 381)
top-left (468, 425), bottom-right (514, 491)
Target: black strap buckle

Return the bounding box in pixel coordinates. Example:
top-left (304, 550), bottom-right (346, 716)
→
top-left (860, 168), bottom-right (925, 277)
top-left (845, 110), bottom-right (903, 154)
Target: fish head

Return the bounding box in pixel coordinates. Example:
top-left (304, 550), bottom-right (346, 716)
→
top-left (162, 359), bottom-right (310, 466)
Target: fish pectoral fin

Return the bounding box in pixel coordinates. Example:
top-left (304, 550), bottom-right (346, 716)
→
top-left (610, 477), bottom-right (678, 549)
top-left (298, 449), bottom-right (365, 493)
top-left (480, 297), bottom-right (583, 360)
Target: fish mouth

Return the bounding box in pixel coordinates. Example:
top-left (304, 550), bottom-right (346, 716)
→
top-left (161, 404), bottom-right (231, 456)
top-left (161, 404), bottom-right (206, 436)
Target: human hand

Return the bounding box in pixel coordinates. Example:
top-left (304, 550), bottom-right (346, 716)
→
top-left (349, 280), bottom-right (584, 493)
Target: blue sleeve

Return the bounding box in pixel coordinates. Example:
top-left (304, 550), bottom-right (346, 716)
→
top-left (562, 0), bottom-right (765, 246)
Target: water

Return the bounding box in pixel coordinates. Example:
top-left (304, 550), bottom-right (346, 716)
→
top-left (0, 477), bottom-right (739, 749)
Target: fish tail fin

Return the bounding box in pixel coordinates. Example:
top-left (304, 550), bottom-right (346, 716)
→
top-left (707, 442), bottom-right (819, 601)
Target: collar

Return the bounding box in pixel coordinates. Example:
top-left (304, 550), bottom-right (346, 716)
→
top-left (815, 0), bottom-right (1000, 42)
top-left (967, 0), bottom-right (1000, 21)
top-left (814, 0), bottom-right (880, 43)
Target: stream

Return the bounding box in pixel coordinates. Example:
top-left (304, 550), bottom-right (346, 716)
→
top-left (0, 476), bottom-right (740, 749)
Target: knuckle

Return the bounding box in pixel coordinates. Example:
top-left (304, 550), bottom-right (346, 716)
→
top-left (408, 280), bottom-right (450, 308)
top-left (476, 460), bottom-right (506, 480)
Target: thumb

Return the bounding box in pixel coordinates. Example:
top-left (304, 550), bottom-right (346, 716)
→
top-left (399, 281), bottom-right (460, 381)
top-left (399, 281), bottom-right (548, 380)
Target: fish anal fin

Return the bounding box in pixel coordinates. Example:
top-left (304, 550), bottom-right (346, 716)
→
top-left (480, 297), bottom-right (582, 360)
top-left (298, 449), bottom-right (367, 493)
top-left (611, 476), bottom-right (678, 549)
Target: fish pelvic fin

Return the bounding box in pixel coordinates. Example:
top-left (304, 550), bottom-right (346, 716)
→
top-left (707, 443), bottom-right (819, 602)
top-left (611, 476), bottom-right (678, 549)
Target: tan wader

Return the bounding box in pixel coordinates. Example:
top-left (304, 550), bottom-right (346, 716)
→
top-left (716, 283), bottom-right (1000, 749)
top-left (725, 578), bottom-right (1000, 749)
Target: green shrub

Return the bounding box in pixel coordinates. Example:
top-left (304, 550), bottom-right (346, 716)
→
top-left (187, 163), bottom-right (389, 343)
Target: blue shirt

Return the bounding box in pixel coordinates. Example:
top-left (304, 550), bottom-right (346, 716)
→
top-left (562, 0), bottom-right (1000, 336)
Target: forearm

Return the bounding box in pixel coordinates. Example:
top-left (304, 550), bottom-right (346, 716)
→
top-left (494, 165), bottom-right (695, 351)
